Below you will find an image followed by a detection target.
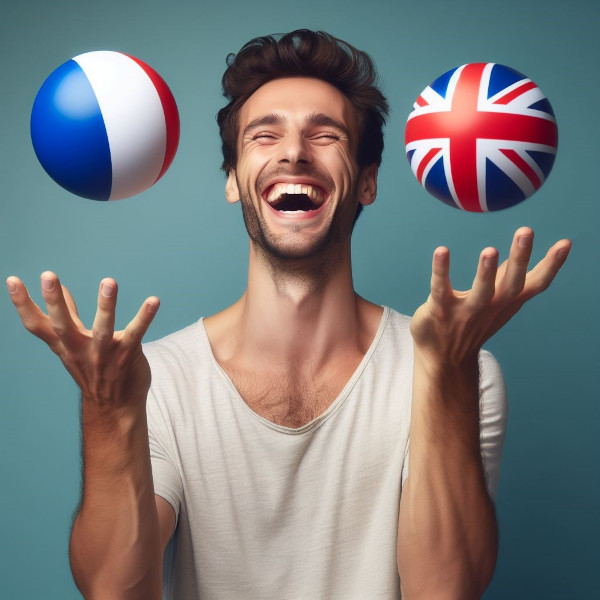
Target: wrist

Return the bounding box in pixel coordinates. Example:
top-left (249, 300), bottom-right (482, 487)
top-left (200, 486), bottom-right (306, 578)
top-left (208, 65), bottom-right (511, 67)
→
top-left (413, 345), bottom-right (480, 382)
top-left (411, 348), bottom-right (481, 442)
top-left (80, 396), bottom-right (150, 471)
top-left (81, 391), bottom-right (148, 427)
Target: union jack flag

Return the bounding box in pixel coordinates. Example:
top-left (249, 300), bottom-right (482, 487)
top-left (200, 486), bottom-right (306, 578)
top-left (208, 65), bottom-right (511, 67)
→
top-left (405, 63), bottom-right (558, 211)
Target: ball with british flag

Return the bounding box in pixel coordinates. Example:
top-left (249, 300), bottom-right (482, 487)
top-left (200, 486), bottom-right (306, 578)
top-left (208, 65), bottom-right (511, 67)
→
top-left (405, 63), bottom-right (558, 212)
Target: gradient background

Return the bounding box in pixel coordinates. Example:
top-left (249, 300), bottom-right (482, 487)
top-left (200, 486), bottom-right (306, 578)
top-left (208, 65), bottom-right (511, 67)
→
top-left (1, 0), bottom-right (597, 598)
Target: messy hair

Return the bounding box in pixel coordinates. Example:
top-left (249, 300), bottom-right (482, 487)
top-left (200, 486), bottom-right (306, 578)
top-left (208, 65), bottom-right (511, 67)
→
top-left (217, 29), bottom-right (389, 174)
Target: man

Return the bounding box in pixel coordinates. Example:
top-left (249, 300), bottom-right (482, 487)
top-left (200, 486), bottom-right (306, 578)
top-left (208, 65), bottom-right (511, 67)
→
top-left (7, 30), bottom-right (570, 599)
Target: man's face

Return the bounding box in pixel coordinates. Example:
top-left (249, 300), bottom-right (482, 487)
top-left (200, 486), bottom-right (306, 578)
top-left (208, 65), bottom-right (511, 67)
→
top-left (226, 77), bottom-right (377, 262)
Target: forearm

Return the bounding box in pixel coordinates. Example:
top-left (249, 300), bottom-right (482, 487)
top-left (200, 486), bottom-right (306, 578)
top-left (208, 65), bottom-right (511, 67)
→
top-left (397, 353), bottom-right (498, 600)
top-left (70, 400), bottom-right (162, 600)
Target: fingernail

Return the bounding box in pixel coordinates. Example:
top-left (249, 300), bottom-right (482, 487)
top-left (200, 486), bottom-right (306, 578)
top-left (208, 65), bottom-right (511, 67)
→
top-left (41, 277), bottom-right (55, 291)
top-left (101, 282), bottom-right (115, 297)
top-left (518, 235), bottom-right (533, 248)
top-left (146, 302), bottom-right (158, 314)
top-left (6, 280), bottom-right (17, 294)
top-left (557, 247), bottom-right (569, 261)
top-left (484, 255), bottom-right (497, 268)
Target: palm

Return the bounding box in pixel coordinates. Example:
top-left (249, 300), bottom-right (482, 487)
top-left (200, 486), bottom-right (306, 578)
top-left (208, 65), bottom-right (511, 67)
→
top-left (410, 227), bottom-right (571, 367)
top-left (7, 272), bottom-right (159, 410)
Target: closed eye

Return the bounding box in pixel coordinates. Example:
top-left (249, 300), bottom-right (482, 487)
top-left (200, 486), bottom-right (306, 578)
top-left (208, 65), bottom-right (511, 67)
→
top-left (253, 133), bottom-right (277, 140)
top-left (309, 133), bottom-right (343, 145)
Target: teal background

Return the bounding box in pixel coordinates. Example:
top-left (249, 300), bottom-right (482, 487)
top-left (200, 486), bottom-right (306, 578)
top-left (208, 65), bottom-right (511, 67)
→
top-left (1, 0), bottom-right (597, 597)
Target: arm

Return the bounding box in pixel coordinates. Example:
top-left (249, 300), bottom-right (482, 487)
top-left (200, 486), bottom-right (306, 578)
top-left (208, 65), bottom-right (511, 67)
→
top-left (7, 272), bottom-right (170, 599)
top-left (398, 354), bottom-right (498, 600)
top-left (69, 402), bottom-right (166, 599)
top-left (397, 227), bottom-right (571, 600)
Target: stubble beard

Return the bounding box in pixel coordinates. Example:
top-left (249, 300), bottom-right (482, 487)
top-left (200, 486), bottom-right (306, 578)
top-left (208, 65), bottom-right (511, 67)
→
top-left (238, 186), bottom-right (357, 285)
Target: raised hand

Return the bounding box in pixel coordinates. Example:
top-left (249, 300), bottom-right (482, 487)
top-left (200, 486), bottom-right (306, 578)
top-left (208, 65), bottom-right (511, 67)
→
top-left (410, 227), bottom-right (572, 367)
top-left (6, 272), bottom-right (159, 411)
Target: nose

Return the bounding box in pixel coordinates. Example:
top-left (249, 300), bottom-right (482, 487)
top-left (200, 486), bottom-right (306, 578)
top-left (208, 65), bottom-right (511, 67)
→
top-left (277, 131), bottom-right (312, 165)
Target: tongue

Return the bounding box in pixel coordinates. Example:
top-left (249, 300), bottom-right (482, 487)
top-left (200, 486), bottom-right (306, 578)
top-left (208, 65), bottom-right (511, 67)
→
top-left (274, 194), bottom-right (316, 211)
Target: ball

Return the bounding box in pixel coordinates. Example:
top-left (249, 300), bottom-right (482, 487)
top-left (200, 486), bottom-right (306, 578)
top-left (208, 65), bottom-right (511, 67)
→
top-left (31, 51), bottom-right (179, 201)
top-left (405, 63), bottom-right (558, 212)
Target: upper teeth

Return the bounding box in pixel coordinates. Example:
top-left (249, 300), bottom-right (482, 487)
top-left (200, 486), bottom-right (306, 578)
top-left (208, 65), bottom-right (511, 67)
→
top-left (266, 183), bottom-right (324, 205)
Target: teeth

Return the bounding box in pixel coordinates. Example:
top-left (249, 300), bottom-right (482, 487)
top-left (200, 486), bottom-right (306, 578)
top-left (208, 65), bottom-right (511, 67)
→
top-left (266, 182), bottom-right (325, 205)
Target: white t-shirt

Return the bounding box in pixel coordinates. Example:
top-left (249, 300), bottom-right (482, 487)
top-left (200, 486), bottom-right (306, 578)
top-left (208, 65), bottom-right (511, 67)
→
top-left (144, 307), bottom-right (507, 599)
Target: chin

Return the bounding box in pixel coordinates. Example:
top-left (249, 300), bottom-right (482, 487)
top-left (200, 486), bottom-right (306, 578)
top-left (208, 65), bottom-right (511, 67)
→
top-left (256, 237), bottom-right (329, 262)
top-left (241, 194), bottom-right (353, 263)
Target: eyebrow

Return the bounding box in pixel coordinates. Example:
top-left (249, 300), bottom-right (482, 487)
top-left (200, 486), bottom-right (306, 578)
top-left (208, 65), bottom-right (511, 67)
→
top-left (306, 113), bottom-right (350, 137)
top-left (242, 113), bottom-right (286, 137)
top-left (242, 112), bottom-right (350, 138)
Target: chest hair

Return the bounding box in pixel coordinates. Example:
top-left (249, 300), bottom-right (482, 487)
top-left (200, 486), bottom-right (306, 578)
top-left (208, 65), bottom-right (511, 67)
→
top-left (221, 360), bottom-right (357, 428)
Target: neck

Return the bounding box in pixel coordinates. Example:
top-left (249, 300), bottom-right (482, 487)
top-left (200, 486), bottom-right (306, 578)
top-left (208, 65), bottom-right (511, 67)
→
top-left (249, 232), bottom-right (350, 300)
top-left (206, 238), bottom-right (381, 371)
top-left (242, 238), bottom-right (359, 363)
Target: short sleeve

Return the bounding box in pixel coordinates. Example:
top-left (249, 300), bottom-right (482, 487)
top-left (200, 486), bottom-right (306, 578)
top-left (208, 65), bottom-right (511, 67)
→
top-left (146, 374), bottom-right (184, 527)
top-left (477, 349), bottom-right (508, 500)
top-left (401, 349), bottom-right (508, 500)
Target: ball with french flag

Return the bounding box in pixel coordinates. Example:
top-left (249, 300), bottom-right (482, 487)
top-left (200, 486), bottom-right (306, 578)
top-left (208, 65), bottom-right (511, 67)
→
top-left (31, 51), bottom-right (179, 201)
top-left (405, 63), bottom-right (558, 212)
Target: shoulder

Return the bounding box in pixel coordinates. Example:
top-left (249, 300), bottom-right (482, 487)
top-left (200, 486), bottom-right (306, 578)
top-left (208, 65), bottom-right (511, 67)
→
top-left (383, 306), bottom-right (412, 331)
top-left (377, 306), bottom-right (414, 352)
top-left (143, 319), bottom-right (211, 378)
top-left (143, 319), bottom-right (215, 421)
top-left (364, 307), bottom-right (414, 375)
top-left (143, 319), bottom-right (204, 359)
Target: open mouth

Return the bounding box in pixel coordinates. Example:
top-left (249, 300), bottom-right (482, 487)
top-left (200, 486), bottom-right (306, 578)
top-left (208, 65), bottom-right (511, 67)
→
top-left (264, 183), bottom-right (327, 213)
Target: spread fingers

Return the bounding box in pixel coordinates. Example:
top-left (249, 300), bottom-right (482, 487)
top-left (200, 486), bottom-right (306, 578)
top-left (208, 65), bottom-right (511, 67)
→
top-left (92, 279), bottom-right (118, 351)
top-left (429, 247), bottom-right (453, 306)
top-left (40, 272), bottom-right (82, 351)
top-left (468, 248), bottom-right (499, 309)
top-left (497, 227), bottom-right (534, 299)
top-left (520, 239), bottom-right (572, 301)
top-left (7, 276), bottom-right (60, 349)
top-left (122, 297), bottom-right (160, 348)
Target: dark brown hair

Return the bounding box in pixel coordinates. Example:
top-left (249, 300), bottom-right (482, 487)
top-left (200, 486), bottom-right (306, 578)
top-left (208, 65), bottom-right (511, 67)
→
top-left (217, 29), bottom-right (389, 173)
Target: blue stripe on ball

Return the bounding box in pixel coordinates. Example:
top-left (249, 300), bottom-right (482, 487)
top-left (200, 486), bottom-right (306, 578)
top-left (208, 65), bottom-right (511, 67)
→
top-left (485, 158), bottom-right (526, 211)
top-left (424, 155), bottom-right (458, 209)
top-left (31, 59), bottom-right (112, 200)
top-left (487, 64), bottom-right (526, 100)
top-left (526, 150), bottom-right (556, 180)
top-left (429, 67), bottom-right (458, 98)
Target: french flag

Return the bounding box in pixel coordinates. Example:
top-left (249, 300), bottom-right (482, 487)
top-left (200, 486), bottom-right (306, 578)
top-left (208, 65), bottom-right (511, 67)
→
top-left (31, 51), bottom-right (179, 200)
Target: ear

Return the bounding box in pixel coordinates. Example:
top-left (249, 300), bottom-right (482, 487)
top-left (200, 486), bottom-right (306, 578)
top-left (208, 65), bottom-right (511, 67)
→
top-left (358, 164), bottom-right (378, 206)
top-left (225, 169), bottom-right (240, 204)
